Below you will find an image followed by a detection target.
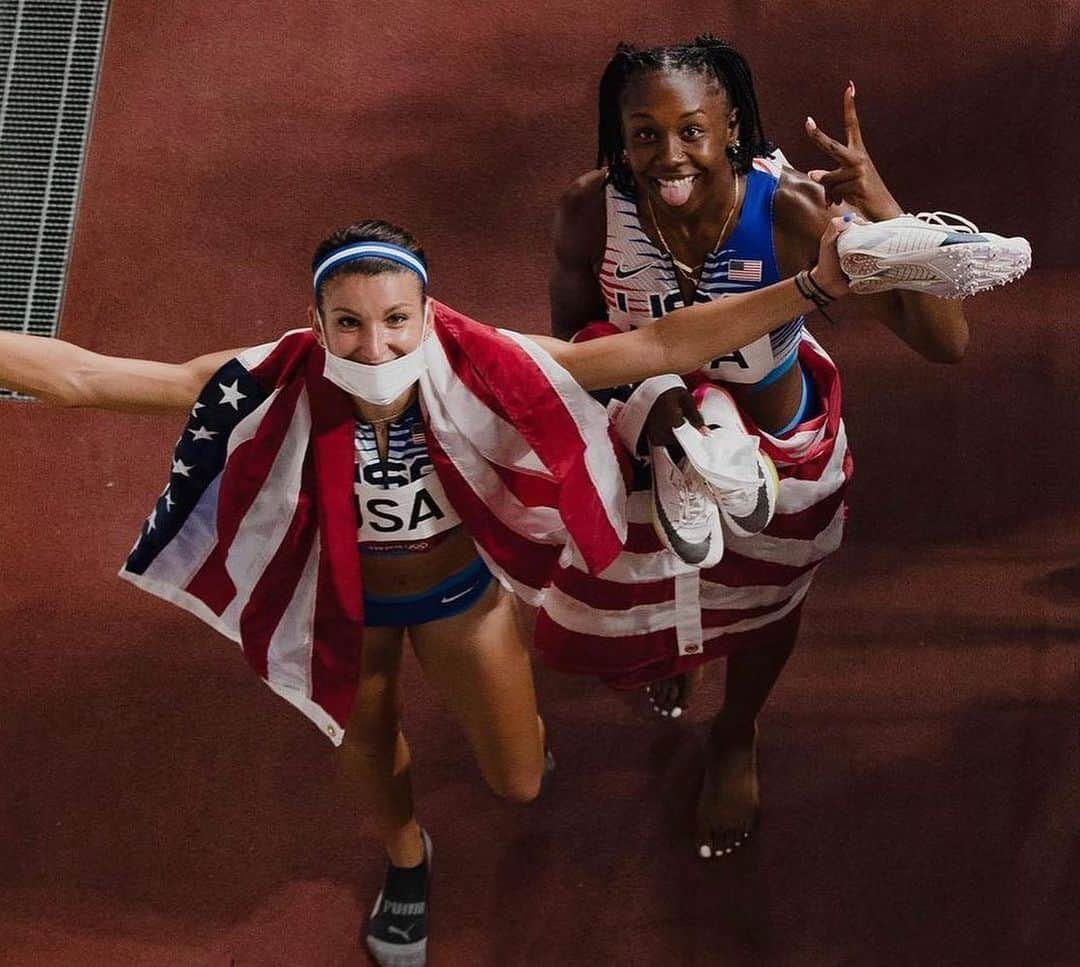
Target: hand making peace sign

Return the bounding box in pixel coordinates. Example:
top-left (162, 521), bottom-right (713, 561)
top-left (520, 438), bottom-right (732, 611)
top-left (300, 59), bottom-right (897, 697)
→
top-left (803, 81), bottom-right (904, 221)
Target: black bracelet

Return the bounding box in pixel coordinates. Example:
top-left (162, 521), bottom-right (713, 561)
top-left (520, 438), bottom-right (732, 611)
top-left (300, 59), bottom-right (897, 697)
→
top-left (794, 270), bottom-right (838, 324)
top-left (805, 269), bottom-right (839, 304)
top-left (794, 270), bottom-right (830, 307)
top-left (793, 270), bottom-right (812, 301)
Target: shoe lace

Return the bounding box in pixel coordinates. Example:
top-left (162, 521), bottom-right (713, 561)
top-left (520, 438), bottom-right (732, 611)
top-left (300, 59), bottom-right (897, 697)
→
top-left (678, 471), bottom-right (710, 522)
top-left (914, 210), bottom-right (979, 233)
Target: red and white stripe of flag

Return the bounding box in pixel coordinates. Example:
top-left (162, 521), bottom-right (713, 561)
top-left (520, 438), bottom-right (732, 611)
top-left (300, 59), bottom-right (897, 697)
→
top-left (534, 337), bottom-right (851, 688)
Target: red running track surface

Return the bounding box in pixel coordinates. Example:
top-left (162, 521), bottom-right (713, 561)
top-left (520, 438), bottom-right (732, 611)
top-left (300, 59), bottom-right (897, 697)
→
top-left (0, 3), bottom-right (1077, 965)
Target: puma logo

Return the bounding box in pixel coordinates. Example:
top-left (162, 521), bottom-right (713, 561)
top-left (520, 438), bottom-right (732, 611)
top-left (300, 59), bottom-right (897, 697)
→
top-left (382, 900), bottom-right (425, 916)
top-left (387, 925), bottom-right (417, 942)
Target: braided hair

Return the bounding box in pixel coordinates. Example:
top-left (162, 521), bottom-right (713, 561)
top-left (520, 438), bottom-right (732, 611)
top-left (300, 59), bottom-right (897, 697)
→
top-left (596, 35), bottom-right (772, 195)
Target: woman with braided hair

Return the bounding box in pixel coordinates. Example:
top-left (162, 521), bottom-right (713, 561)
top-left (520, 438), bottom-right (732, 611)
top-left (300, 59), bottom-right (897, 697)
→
top-left (544, 35), bottom-right (977, 859)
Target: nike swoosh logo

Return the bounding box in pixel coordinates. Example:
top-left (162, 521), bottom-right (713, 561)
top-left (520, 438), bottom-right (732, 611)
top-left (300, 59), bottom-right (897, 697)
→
top-left (441, 582), bottom-right (479, 605)
top-left (614, 262), bottom-right (655, 279)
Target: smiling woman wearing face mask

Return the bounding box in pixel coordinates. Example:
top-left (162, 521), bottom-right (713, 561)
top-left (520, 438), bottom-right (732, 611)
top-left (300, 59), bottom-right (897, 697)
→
top-left (0, 213), bottom-right (865, 965)
top-left (308, 233), bottom-right (490, 623)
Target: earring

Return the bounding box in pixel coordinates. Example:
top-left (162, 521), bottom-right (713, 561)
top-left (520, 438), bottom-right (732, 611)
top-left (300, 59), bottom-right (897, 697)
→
top-left (726, 138), bottom-right (741, 159)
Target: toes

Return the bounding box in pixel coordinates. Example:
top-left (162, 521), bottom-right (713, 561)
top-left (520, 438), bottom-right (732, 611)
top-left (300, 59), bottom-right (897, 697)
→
top-left (645, 680), bottom-right (682, 718)
top-left (695, 824), bottom-right (756, 860)
top-left (716, 830), bottom-right (741, 854)
top-left (722, 826), bottom-right (753, 854)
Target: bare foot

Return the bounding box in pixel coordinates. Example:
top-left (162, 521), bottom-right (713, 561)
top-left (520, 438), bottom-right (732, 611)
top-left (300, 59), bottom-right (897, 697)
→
top-left (643, 665), bottom-right (705, 719)
top-left (694, 718), bottom-right (759, 858)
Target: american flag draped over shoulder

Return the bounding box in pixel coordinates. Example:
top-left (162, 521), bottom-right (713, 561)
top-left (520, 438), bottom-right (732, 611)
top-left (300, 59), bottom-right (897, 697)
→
top-left (420, 303), bottom-right (628, 603)
top-left (534, 335), bottom-right (852, 688)
top-left (120, 303), bottom-right (627, 744)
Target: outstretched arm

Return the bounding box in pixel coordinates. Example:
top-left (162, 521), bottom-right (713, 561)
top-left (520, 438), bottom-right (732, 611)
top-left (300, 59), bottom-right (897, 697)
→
top-left (0, 331), bottom-right (239, 413)
top-left (799, 83), bottom-right (969, 362)
top-left (536, 219), bottom-right (850, 391)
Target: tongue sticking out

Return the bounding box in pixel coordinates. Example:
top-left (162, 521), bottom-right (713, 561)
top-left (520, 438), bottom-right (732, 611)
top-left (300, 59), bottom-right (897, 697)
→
top-left (659, 177), bottom-right (694, 207)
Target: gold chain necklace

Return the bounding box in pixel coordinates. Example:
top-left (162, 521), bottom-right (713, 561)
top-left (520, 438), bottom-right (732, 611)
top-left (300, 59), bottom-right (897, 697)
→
top-left (646, 173), bottom-right (742, 281)
top-left (365, 410), bottom-right (408, 426)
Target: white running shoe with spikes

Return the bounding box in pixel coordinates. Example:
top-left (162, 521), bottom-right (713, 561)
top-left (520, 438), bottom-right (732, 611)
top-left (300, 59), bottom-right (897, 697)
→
top-left (672, 391), bottom-right (780, 540)
top-left (650, 444), bottom-right (725, 569)
top-left (715, 447), bottom-right (779, 539)
top-left (837, 211), bottom-right (1031, 298)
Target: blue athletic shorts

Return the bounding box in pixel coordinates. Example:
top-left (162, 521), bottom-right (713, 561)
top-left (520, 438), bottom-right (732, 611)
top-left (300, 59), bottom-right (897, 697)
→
top-left (363, 557), bottom-right (494, 627)
top-left (773, 361), bottom-right (820, 436)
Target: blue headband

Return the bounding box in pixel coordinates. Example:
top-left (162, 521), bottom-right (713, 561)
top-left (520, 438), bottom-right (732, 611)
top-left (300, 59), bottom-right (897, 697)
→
top-left (312, 241), bottom-right (428, 293)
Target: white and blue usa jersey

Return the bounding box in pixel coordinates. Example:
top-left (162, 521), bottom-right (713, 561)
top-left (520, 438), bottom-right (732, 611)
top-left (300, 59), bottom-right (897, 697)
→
top-left (598, 155), bottom-right (805, 387)
top-left (354, 399), bottom-right (461, 555)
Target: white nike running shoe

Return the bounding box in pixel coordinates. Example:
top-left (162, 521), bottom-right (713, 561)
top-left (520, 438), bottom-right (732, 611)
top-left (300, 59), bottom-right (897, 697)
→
top-left (650, 444), bottom-right (724, 568)
top-left (686, 390), bottom-right (779, 539)
top-left (715, 447), bottom-right (779, 539)
top-left (837, 211), bottom-right (1031, 298)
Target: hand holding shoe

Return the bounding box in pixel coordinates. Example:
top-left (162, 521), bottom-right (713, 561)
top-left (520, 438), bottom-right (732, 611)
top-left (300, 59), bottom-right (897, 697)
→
top-left (812, 215), bottom-right (858, 299)
top-left (645, 386), bottom-right (706, 449)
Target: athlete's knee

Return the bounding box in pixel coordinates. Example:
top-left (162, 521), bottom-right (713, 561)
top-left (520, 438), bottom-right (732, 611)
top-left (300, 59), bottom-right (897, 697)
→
top-left (486, 764), bottom-right (544, 804)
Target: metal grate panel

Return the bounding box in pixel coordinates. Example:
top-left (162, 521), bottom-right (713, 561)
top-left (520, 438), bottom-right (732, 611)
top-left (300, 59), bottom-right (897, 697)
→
top-left (0, 0), bottom-right (109, 399)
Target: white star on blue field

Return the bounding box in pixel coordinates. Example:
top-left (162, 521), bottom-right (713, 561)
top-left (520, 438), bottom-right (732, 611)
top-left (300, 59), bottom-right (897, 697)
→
top-left (127, 360), bottom-right (267, 574)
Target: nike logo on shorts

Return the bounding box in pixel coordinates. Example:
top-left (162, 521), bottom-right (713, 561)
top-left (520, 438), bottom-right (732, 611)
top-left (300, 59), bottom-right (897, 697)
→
top-left (614, 261), bottom-right (655, 279)
top-left (441, 582), bottom-right (479, 605)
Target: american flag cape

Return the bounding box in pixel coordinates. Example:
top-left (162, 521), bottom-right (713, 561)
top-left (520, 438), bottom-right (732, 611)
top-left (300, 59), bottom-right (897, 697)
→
top-left (534, 333), bottom-right (853, 688)
top-left (119, 302), bottom-right (627, 744)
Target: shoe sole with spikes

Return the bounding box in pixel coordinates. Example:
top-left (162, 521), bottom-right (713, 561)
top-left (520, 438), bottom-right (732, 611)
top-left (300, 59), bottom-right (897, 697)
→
top-left (838, 216), bottom-right (1031, 299)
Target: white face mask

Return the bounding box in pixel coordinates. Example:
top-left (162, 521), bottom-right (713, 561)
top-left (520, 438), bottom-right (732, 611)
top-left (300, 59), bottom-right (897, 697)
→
top-left (317, 302), bottom-right (431, 405)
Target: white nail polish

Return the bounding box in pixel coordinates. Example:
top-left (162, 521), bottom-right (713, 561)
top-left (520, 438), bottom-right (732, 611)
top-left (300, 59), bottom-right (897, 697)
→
top-left (699, 845), bottom-right (712, 858)
top-left (670, 707), bottom-right (683, 719)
